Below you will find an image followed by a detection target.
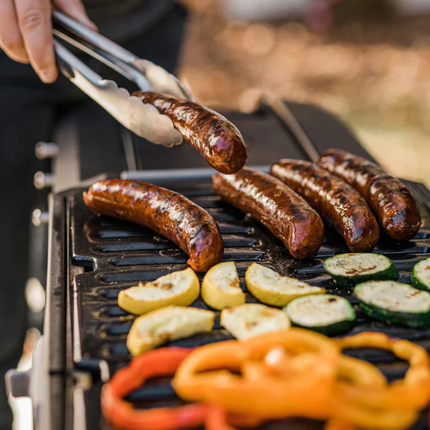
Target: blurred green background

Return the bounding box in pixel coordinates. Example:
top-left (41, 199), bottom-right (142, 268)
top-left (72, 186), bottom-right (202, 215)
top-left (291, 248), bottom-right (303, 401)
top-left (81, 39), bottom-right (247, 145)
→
top-left (179, 0), bottom-right (430, 185)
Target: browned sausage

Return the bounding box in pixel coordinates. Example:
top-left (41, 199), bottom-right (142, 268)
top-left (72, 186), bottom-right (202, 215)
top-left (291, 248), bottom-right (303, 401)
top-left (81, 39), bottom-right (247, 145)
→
top-left (212, 168), bottom-right (324, 259)
top-left (270, 159), bottom-right (380, 252)
top-left (317, 149), bottom-right (421, 241)
top-left (132, 91), bottom-right (248, 174)
top-left (83, 179), bottom-right (224, 272)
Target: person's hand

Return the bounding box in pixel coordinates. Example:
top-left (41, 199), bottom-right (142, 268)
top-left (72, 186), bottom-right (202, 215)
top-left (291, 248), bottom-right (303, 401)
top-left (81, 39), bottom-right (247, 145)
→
top-left (0, 0), bottom-right (96, 83)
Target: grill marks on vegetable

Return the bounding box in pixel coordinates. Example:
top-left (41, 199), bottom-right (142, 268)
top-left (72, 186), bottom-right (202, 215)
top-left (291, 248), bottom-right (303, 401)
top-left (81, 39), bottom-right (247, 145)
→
top-left (284, 294), bottom-right (356, 336)
top-left (411, 258), bottom-right (430, 291)
top-left (343, 264), bottom-right (377, 275)
top-left (324, 254), bottom-right (399, 287)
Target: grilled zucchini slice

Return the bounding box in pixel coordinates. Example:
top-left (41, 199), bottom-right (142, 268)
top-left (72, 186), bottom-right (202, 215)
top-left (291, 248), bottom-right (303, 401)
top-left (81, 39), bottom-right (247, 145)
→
top-left (284, 294), bottom-right (356, 336)
top-left (354, 280), bottom-right (430, 328)
top-left (201, 262), bottom-right (245, 310)
top-left (127, 305), bottom-right (215, 356)
top-left (411, 258), bottom-right (430, 291)
top-left (324, 253), bottom-right (398, 287)
top-left (118, 268), bottom-right (200, 315)
top-left (245, 263), bottom-right (325, 307)
top-left (220, 303), bottom-right (290, 340)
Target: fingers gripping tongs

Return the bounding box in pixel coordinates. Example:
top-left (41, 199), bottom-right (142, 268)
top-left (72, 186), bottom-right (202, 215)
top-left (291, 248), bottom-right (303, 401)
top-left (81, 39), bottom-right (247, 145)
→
top-left (52, 11), bottom-right (194, 146)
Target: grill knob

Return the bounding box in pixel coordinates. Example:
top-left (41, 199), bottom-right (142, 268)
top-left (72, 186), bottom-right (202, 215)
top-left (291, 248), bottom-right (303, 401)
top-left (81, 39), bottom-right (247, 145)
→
top-left (32, 209), bottom-right (49, 227)
top-left (34, 171), bottom-right (55, 190)
top-left (35, 142), bottom-right (59, 159)
top-left (5, 369), bottom-right (29, 397)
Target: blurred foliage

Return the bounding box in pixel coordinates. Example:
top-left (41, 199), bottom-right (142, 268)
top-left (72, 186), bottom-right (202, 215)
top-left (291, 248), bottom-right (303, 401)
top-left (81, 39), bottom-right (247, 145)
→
top-left (179, 0), bottom-right (430, 185)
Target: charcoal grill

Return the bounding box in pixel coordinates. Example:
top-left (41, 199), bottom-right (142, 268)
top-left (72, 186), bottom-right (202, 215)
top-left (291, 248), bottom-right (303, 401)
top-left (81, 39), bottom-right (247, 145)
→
top-left (7, 100), bottom-right (430, 430)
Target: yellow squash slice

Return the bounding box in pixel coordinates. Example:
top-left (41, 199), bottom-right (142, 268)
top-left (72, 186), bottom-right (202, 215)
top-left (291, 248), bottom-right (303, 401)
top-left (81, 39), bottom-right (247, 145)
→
top-left (201, 262), bottom-right (246, 310)
top-left (127, 305), bottom-right (215, 356)
top-left (220, 303), bottom-right (290, 340)
top-left (118, 268), bottom-right (200, 315)
top-left (245, 263), bottom-right (325, 307)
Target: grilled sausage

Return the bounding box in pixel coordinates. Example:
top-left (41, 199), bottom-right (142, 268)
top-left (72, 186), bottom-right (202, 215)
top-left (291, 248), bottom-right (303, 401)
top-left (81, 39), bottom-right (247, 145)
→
top-left (317, 149), bottom-right (421, 241)
top-left (212, 168), bottom-right (324, 259)
top-left (271, 159), bottom-right (380, 252)
top-left (132, 91), bottom-right (248, 174)
top-left (83, 179), bottom-right (224, 272)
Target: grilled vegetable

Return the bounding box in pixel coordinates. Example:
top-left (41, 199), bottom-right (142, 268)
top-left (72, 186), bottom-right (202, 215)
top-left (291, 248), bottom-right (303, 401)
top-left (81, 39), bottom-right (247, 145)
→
top-left (118, 268), bottom-right (200, 315)
top-left (174, 329), bottom-right (339, 420)
top-left (284, 294), bottom-right (356, 336)
top-left (334, 332), bottom-right (430, 430)
top-left (324, 253), bottom-right (398, 287)
top-left (354, 281), bottom-right (430, 328)
top-left (201, 262), bottom-right (245, 310)
top-left (411, 258), bottom-right (430, 291)
top-left (127, 306), bottom-right (215, 356)
top-left (220, 303), bottom-right (290, 340)
top-left (101, 347), bottom-right (251, 430)
top-left (173, 330), bottom-right (429, 429)
top-left (101, 348), bottom-right (199, 430)
top-left (245, 263), bottom-right (325, 307)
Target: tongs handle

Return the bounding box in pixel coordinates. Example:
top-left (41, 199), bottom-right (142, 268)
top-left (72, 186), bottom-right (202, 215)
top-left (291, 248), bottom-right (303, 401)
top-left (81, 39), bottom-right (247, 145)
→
top-left (52, 26), bottom-right (151, 90)
top-left (53, 39), bottom-right (102, 85)
top-left (52, 10), bottom-right (194, 101)
top-left (52, 10), bottom-right (137, 64)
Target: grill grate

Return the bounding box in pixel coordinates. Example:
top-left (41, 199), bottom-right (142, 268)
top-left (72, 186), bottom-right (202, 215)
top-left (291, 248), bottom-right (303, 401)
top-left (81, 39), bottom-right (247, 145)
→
top-left (67, 180), bottom-right (430, 429)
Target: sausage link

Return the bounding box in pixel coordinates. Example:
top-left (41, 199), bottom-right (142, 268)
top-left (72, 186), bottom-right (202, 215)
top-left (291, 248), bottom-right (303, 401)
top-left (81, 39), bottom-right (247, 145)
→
top-left (317, 149), bottom-right (421, 241)
top-left (212, 168), bottom-right (324, 259)
top-left (271, 160), bottom-right (380, 252)
top-left (132, 92), bottom-right (248, 174)
top-left (83, 180), bottom-right (224, 272)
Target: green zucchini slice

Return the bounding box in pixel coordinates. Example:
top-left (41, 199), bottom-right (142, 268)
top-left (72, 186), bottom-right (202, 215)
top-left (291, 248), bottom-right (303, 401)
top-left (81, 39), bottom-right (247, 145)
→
top-left (324, 253), bottom-right (398, 287)
top-left (411, 258), bottom-right (430, 291)
top-left (284, 294), bottom-right (356, 336)
top-left (354, 280), bottom-right (430, 329)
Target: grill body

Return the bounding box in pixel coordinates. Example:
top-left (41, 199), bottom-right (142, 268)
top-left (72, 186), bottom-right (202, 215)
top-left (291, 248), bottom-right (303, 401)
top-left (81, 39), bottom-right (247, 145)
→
top-left (34, 101), bottom-right (430, 430)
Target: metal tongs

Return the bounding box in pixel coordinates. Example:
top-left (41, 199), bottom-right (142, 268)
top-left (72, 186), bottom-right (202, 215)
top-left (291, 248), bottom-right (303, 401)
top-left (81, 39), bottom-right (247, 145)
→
top-left (52, 11), bottom-right (195, 146)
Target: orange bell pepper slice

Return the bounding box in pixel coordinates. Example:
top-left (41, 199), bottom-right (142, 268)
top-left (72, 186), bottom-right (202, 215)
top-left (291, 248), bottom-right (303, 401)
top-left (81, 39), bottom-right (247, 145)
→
top-left (336, 332), bottom-right (430, 410)
top-left (330, 332), bottom-right (428, 430)
top-left (324, 418), bottom-right (356, 430)
top-left (173, 329), bottom-right (340, 420)
top-left (330, 396), bottom-right (419, 430)
top-left (336, 355), bottom-right (386, 387)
